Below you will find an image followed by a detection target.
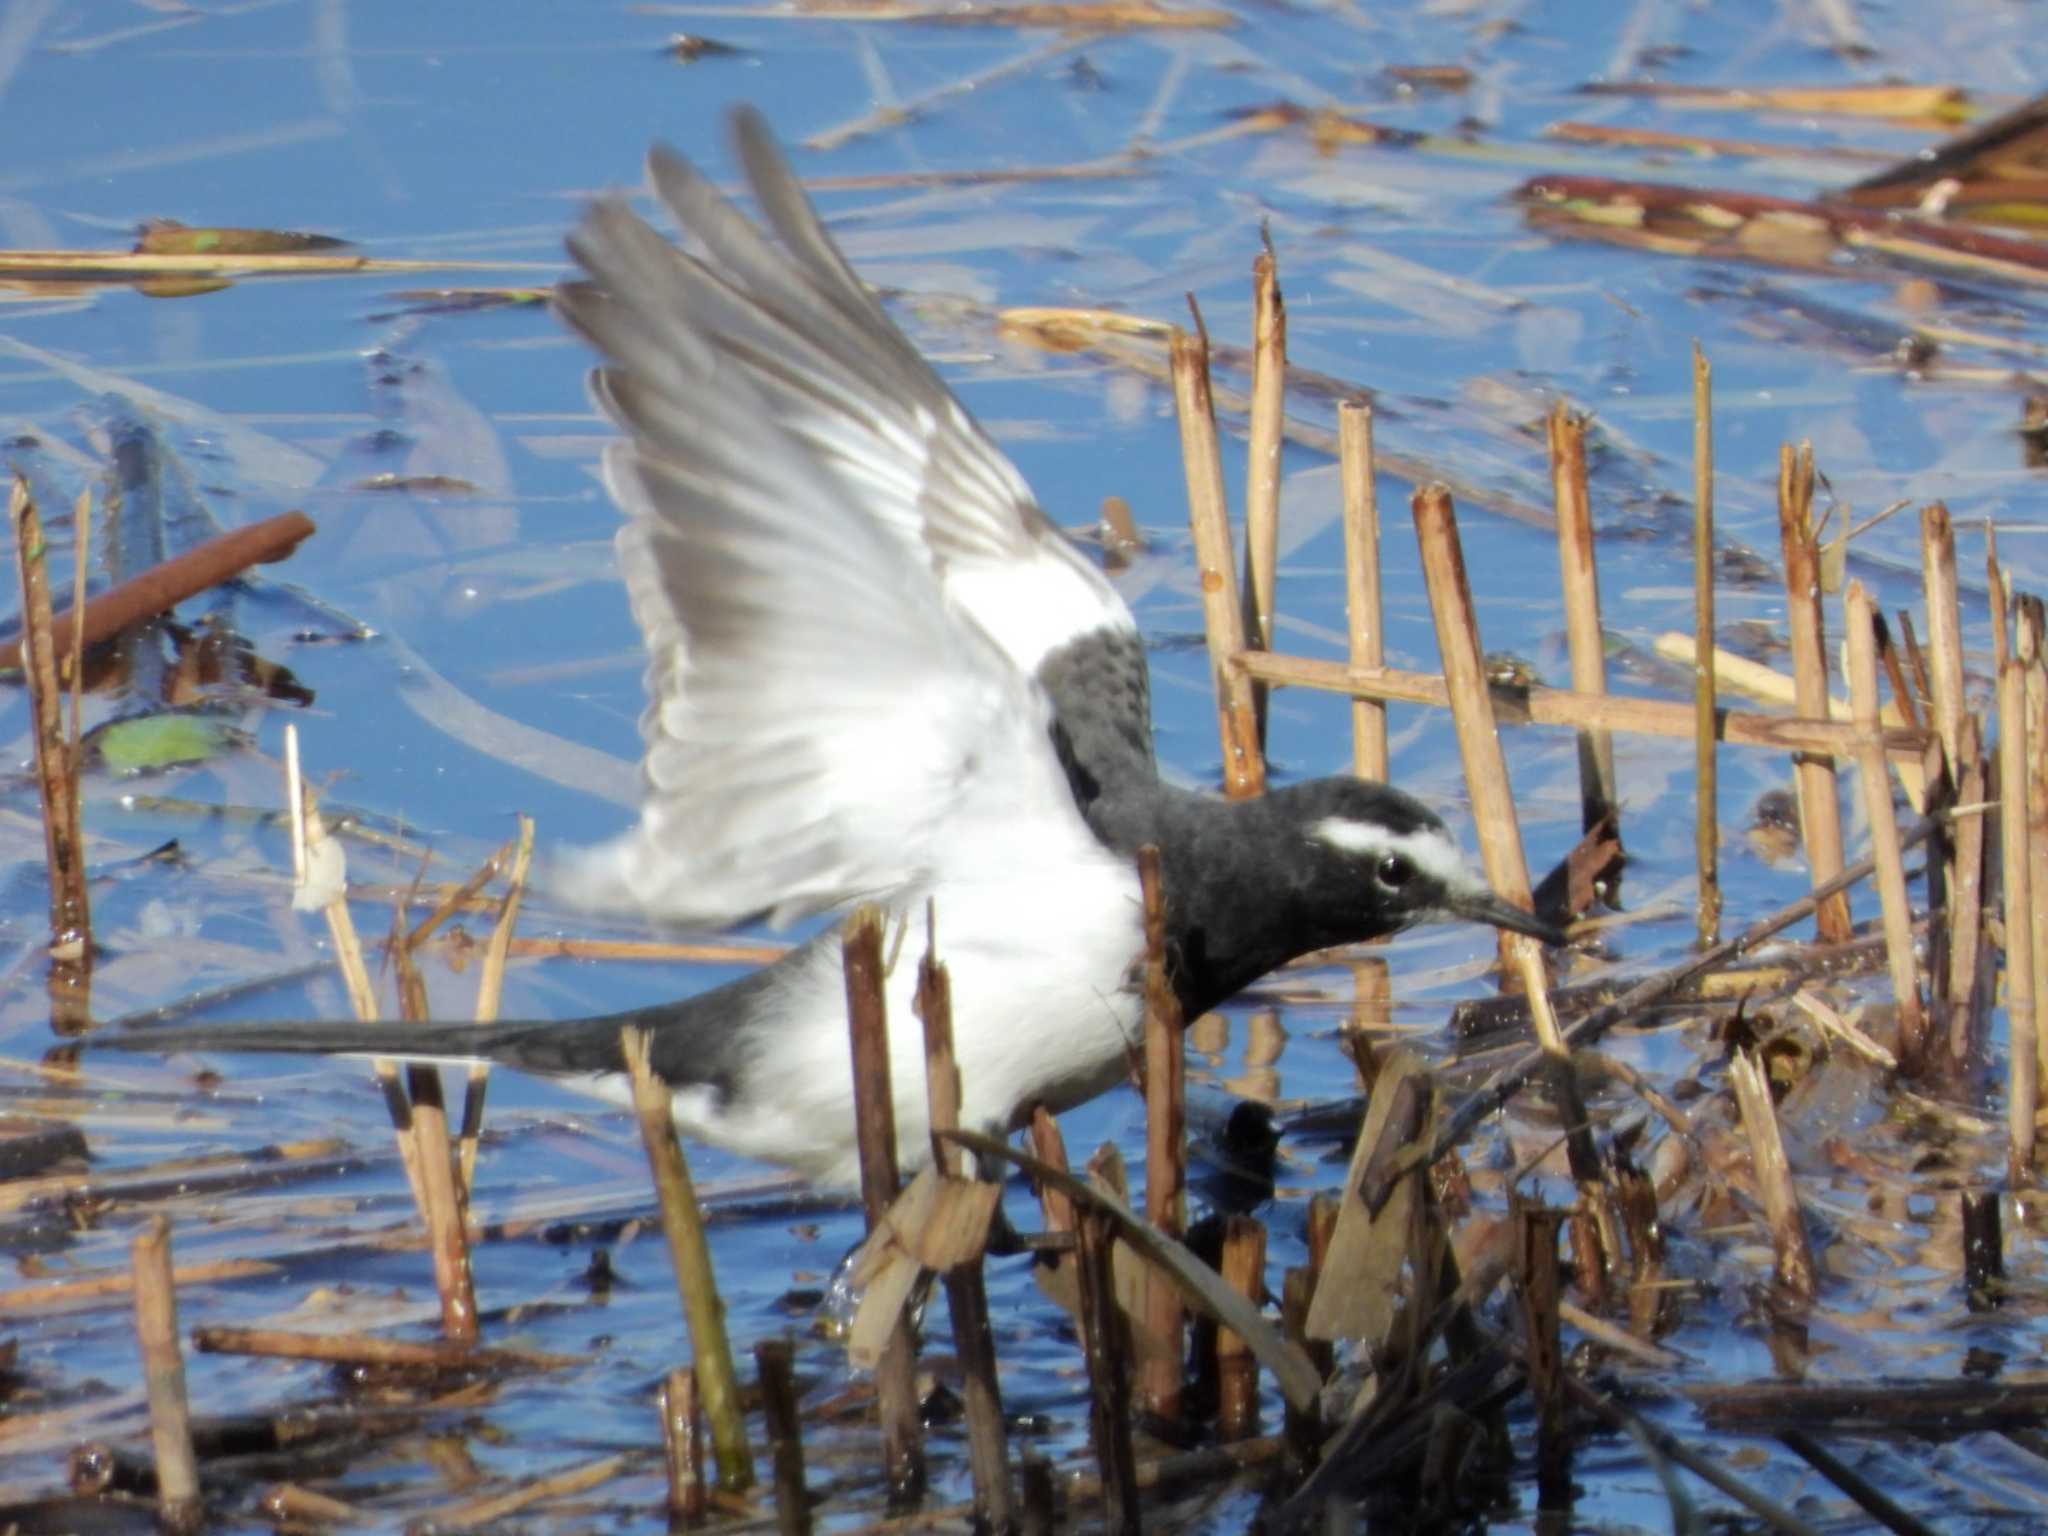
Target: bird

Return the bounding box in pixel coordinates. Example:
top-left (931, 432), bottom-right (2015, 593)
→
top-left (102, 109), bottom-right (1564, 1189)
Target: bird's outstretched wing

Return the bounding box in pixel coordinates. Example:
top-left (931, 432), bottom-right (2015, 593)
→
top-left (555, 109), bottom-right (1140, 926)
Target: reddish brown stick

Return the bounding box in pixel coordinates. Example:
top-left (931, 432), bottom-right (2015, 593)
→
top-left (0, 509), bottom-right (314, 670)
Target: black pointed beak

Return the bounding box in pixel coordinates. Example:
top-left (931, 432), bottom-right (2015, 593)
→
top-left (1448, 890), bottom-right (1570, 947)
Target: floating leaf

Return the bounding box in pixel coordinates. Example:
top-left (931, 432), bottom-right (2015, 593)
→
top-left (85, 713), bottom-right (247, 774)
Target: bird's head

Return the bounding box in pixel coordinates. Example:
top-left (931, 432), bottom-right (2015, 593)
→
top-left (1293, 779), bottom-right (1567, 947)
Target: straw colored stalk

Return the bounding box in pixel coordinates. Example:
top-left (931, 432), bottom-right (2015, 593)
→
top-left (1547, 401), bottom-right (1616, 834)
top-left (1728, 1049), bottom-right (1815, 1301)
top-left (407, 1454), bottom-right (627, 1532)
top-left (1138, 847), bottom-right (1186, 1422)
top-left (1777, 444), bottom-right (1851, 943)
top-left (2018, 596), bottom-right (2048, 1094)
top-left (459, 814), bottom-right (535, 1197)
top-left (1215, 1215), bottom-right (1266, 1442)
top-left (660, 1367), bottom-right (707, 1530)
top-left (1243, 243), bottom-right (1286, 682)
top-left (917, 934), bottom-right (1012, 1530)
top-left (8, 478), bottom-right (90, 962)
top-left (1988, 555), bottom-right (2039, 1174)
top-left (841, 908), bottom-right (926, 1499)
top-left (1169, 324), bottom-right (1265, 798)
top-left (1943, 715), bottom-right (1991, 1064)
top-left (621, 1027), bottom-right (753, 1490)
top-left (1693, 346), bottom-right (1721, 944)
top-left (1233, 649), bottom-right (1923, 761)
top-left (1074, 1189), bottom-right (1140, 1536)
top-left (131, 1217), bottom-right (202, 1536)
top-left (1338, 399), bottom-right (1387, 781)
top-left (1844, 582), bottom-right (1925, 1065)
top-left (1919, 504), bottom-right (1966, 773)
top-left (191, 1326), bottom-right (581, 1372)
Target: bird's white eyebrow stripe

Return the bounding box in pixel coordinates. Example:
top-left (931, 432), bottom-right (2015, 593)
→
top-left (1307, 815), bottom-right (1472, 890)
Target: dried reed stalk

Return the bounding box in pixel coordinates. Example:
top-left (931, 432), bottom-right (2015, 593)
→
top-left (1169, 323), bottom-right (1265, 798)
top-left (1514, 1205), bottom-right (1570, 1511)
top-left (1693, 346), bottom-right (1721, 945)
top-left (0, 508), bottom-right (314, 670)
top-left (459, 814), bottom-right (532, 1196)
top-left (191, 1326), bottom-right (581, 1371)
top-left (1778, 443), bottom-right (1851, 942)
top-left (2019, 597), bottom-right (2048, 1094)
top-left (1845, 582), bottom-right (1925, 1064)
top-left (1138, 847), bottom-right (1186, 1422)
top-left (1244, 242), bottom-right (1287, 738)
top-left (1988, 549), bottom-right (2039, 1174)
top-left (1547, 401), bottom-right (1615, 834)
top-left (1233, 649), bottom-right (1921, 760)
top-left (1728, 1049), bottom-right (1815, 1301)
top-left (621, 1027), bottom-right (753, 1490)
top-left (917, 931), bottom-right (1012, 1530)
top-left (1216, 1215), bottom-right (1266, 1442)
top-left (842, 907), bottom-right (926, 1500)
top-left (1945, 715), bottom-right (1991, 1064)
top-left (756, 1339), bottom-right (812, 1536)
top-left (1919, 505), bottom-right (1966, 772)
top-left (1338, 399), bottom-right (1387, 781)
top-left (131, 1217), bottom-right (202, 1535)
top-left (1028, 1105), bottom-right (1077, 1237)
top-left (410, 1453), bottom-right (626, 1531)
top-left (9, 478), bottom-right (90, 962)
top-left (660, 1366), bottom-right (706, 1530)
top-left (1074, 1190), bottom-right (1139, 1536)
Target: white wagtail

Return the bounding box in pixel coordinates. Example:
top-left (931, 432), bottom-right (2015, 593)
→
top-left (107, 110), bottom-right (1562, 1187)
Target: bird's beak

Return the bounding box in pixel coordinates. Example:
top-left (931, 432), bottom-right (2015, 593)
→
top-left (1446, 889), bottom-right (1570, 947)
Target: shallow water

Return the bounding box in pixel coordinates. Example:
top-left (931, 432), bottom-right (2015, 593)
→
top-left (4, 1), bottom-right (2048, 1530)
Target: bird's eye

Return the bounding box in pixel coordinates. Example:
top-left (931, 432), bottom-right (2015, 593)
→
top-left (1377, 854), bottom-right (1414, 888)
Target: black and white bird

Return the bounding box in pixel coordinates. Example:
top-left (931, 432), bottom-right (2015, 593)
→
top-left (108, 110), bottom-right (1561, 1188)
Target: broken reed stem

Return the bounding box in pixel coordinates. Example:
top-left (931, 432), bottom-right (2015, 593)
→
top-left (1945, 716), bottom-right (1991, 1066)
top-left (1243, 240), bottom-right (1286, 746)
top-left (1408, 484), bottom-right (1543, 962)
top-left (1514, 1204), bottom-right (1570, 1512)
top-left (842, 907), bottom-right (926, 1502)
top-left (1728, 1048), bottom-right (1815, 1302)
top-left (1422, 817), bottom-right (1939, 1174)
top-left (1410, 484), bottom-right (1599, 1179)
top-left (620, 1026), bottom-right (752, 1492)
top-left (660, 1366), bottom-right (707, 1531)
top-left (1338, 398), bottom-right (1387, 781)
top-left (412, 1454), bottom-right (627, 1532)
top-left (1074, 1201), bottom-right (1140, 1536)
top-left (1693, 345), bottom-right (1722, 947)
top-left (286, 724), bottom-right (433, 1237)
top-left (1138, 846), bottom-right (1186, 1424)
top-left (1988, 554), bottom-right (2039, 1176)
top-left (10, 477), bottom-right (91, 960)
top-left (459, 813), bottom-right (534, 1198)
top-left (2019, 596), bottom-right (2048, 1100)
top-left (0, 508), bottom-right (315, 671)
top-left (408, 1063), bottom-right (478, 1345)
top-left (1845, 582), bottom-right (1925, 1066)
top-left (1547, 400), bottom-right (1616, 834)
top-left (756, 1339), bottom-right (812, 1536)
top-left (1215, 1214), bottom-right (1266, 1442)
top-left (1778, 443), bottom-right (1852, 943)
top-left (917, 927), bottom-right (1012, 1532)
top-left (131, 1216), bottom-right (202, 1536)
top-left (1028, 1105), bottom-right (1078, 1238)
top-left (192, 1326), bottom-right (580, 1371)
top-left (1169, 320), bottom-right (1265, 799)
top-left (1920, 504), bottom-right (1966, 773)
top-left (1233, 649), bottom-right (1922, 761)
